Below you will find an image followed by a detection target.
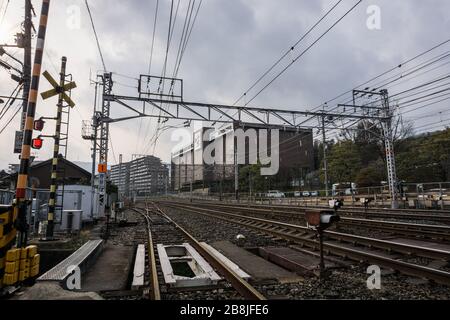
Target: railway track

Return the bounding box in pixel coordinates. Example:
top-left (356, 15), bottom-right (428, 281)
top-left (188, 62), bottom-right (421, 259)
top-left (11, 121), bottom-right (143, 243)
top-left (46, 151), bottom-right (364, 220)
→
top-left (158, 200), bottom-right (450, 286)
top-left (187, 200), bottom-right (450, 224)
top-left (131, 203), bottom-right (266, 300)
top-left (164, 201), bottom-right (450, 242)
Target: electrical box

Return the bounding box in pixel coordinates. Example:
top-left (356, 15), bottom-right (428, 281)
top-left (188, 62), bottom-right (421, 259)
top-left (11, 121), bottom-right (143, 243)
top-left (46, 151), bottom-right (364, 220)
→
top-left (61, 210), bottom-right (82, 232)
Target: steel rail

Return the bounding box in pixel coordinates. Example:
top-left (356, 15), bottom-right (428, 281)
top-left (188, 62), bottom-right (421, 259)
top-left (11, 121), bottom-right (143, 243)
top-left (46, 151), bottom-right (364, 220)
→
top-left (131, 207), bottom-right (161, 300)
top-left (182, 200), bottom-right (450, 224)
top-left (174, 201), bottom-right (450, 241)
top-left (137, 203), bottom-right (266, 300)
top-left (160, 201), bottom-right (450, 286)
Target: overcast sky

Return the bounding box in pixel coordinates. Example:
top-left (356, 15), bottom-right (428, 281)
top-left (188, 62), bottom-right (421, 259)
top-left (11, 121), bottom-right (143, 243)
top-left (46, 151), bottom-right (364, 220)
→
top-left (0, 0), bottom-right (449, 170)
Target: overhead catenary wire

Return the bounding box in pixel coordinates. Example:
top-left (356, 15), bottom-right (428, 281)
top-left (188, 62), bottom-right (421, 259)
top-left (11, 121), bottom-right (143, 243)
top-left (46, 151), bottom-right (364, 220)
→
top-left (298, 40), bottom-right (450, 137)
top-left (244, 0), bottom-right (363, 107)
top-left (0, 0), bottom-right (9, 27)
top-left (147, 0), bottom-right (160, 75)
top-left (85, 0), bottom-right (107, 71)
top-left (233, 0), bottom-right (344, 107)
top-left (312, 44), bottom-right (450, 141)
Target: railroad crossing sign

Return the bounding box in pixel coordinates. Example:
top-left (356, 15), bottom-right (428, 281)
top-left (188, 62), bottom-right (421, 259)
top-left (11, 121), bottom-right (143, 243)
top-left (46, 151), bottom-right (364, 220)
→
top-left (41, 70), bottom-right (77, 107)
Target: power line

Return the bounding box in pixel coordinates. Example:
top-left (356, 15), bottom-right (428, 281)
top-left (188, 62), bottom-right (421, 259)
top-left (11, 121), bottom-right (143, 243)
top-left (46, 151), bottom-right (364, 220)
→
top-left (147, 0), bottom-right (160, 75)
top-left (316, 38), bottom-right (450, 111)
top-left (174, 0), bottom-right (202, 78)
top-left (0, 83), bottom-right (22, 121)
top-left (171, 0), bottom-right (193, 79)
top-left (0, 0), bottom-right (9, 27)
top-left (233, 0), bottom-right (344, 107)
top-left (244, 0), bottom-right (363, 107)
top-left (0, 104), bottom-right (20, 135)
top-left (85, 0), bottom-right (107, 71)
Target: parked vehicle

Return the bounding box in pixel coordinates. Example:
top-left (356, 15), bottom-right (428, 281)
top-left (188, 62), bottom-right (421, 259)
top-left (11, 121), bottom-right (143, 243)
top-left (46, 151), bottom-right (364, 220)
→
top-left (332, 183), bottom-right (357, 196)
top-left (267, 190), bottom-right (285, 198)
top-left (294, 191), bottom-right (302, 197)
top-left (302, 191), bottom-right (311, 197)
top-left (310, 191), bottom-right (319, 197)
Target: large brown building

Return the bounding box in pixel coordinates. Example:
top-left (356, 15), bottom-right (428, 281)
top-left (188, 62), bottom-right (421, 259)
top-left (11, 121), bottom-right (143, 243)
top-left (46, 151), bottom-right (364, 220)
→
top-left (171, 123), bottom-right (314, 192)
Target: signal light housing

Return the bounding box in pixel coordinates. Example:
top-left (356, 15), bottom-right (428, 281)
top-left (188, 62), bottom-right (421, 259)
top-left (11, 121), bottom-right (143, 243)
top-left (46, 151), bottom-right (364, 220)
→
top-left (31, 137), bottom-right (43, 150)
top-left (34, 119), bottom-right (45, 131)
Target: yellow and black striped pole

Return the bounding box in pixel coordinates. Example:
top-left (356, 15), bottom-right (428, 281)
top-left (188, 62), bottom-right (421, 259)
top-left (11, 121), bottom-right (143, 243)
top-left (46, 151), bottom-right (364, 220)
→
top-left (15, 0), bottom-right (51, 246)
top-left (46, 57), bottom-right (67, 240)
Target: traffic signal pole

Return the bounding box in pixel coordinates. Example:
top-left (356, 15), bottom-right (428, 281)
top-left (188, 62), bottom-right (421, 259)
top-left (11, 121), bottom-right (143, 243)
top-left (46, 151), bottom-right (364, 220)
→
top-left (15, 0), bottom-right (51, 247)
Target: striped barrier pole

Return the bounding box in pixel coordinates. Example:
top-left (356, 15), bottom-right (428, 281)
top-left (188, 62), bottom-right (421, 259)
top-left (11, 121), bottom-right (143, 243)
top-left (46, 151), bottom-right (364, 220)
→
top-left (45, 57), bottom-right (67, 240)
top-left (15, 0), bottom-right (51, 246)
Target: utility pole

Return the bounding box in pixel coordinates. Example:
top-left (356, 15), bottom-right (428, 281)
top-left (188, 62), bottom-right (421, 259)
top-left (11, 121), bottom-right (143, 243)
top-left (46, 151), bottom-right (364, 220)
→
top-left (20, 0), bottom-right (32, 134)
top-left (82, 80), bottom-right (99, 220)
top-left (322, 116), bottom-right (329, 198)
top-left (97, 73), bottom-right (113, 217)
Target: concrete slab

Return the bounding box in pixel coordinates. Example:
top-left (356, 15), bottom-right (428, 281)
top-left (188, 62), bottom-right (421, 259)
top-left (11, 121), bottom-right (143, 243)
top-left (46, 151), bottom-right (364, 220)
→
top-left (131, 244), bottom-right (146, 290)
top-left (211, 241), bottom-right (302, 284)
top-left (259, 247), bottom-right (333, 275)
top-left (201, 242), bottom-right (251, 280)
top-left (81, 244), bottom-right (134, 292)
top-left (14, 282), bottom-right (103, 300)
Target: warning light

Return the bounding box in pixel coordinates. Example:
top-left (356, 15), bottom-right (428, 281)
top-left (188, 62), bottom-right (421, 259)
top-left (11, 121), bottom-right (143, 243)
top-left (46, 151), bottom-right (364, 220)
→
top-left (31, 137), bottom-right (43, 150)
top-left (34, 118), bottom-right (45, 131)
top-left (98, 163), bottom-right (107, 174)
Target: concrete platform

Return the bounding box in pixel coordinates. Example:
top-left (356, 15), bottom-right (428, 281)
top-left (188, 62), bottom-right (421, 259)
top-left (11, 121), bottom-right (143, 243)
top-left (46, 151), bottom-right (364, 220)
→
top-left (211, 241), bottom-right (302, 284)
top-left (81, 244), bottom-right (134, 292)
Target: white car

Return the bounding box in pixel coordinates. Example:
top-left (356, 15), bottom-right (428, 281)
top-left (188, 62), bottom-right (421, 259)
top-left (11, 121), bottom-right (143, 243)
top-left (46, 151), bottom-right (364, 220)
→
top-left (310, 191), bottom-right (319, 197)
top-left (302, 191), bottom-right (311, 197)
top-left (267, 190), bottom-right (285, 198)
top-left (294, 191), bottom-right (302, 197)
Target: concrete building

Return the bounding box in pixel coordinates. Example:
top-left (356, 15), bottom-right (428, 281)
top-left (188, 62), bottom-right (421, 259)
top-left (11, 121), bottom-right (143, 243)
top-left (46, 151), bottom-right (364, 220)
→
top-left (171, 123), bottom-right (314, 192)
top-left (110, 156), bottom-right (169, 199)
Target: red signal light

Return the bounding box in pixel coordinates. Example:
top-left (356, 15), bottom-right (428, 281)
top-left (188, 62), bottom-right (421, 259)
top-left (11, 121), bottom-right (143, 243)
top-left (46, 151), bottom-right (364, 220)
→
top-left (32, 138), bottom-right (43, 150)
top-left (34, 119), bottom-right (45, 131)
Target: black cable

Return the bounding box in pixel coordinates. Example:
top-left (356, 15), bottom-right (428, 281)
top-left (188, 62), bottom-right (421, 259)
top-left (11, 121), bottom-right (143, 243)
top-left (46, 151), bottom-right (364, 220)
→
top-left (147, 0), bottom-right (160, 75)
top-left (85, 0), bottom-right (107, 71)
top-left (172, 0), bottom-right (193, 80)
top-left (233, 0), bottom-right (344, 107)
top-left (0, 83), bottom-right (22, 121)
top-left (0, 104), bottom-right (20, 135)
top-left (244, 0), bottom-right (363, 107)
top-left (176, 0), bottom-right (202, 77)
top-left (316, 38), bottom-right (450, 111)
top-left (0, 0), bottom-right (9, 27)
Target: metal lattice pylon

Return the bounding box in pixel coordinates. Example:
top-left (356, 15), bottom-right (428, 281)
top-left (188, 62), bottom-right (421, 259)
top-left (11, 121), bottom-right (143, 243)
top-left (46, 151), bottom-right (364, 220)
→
top-left (97, 73), bottom-right (113, 217)
top-left (380, 89), bottom-right (399, 209)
